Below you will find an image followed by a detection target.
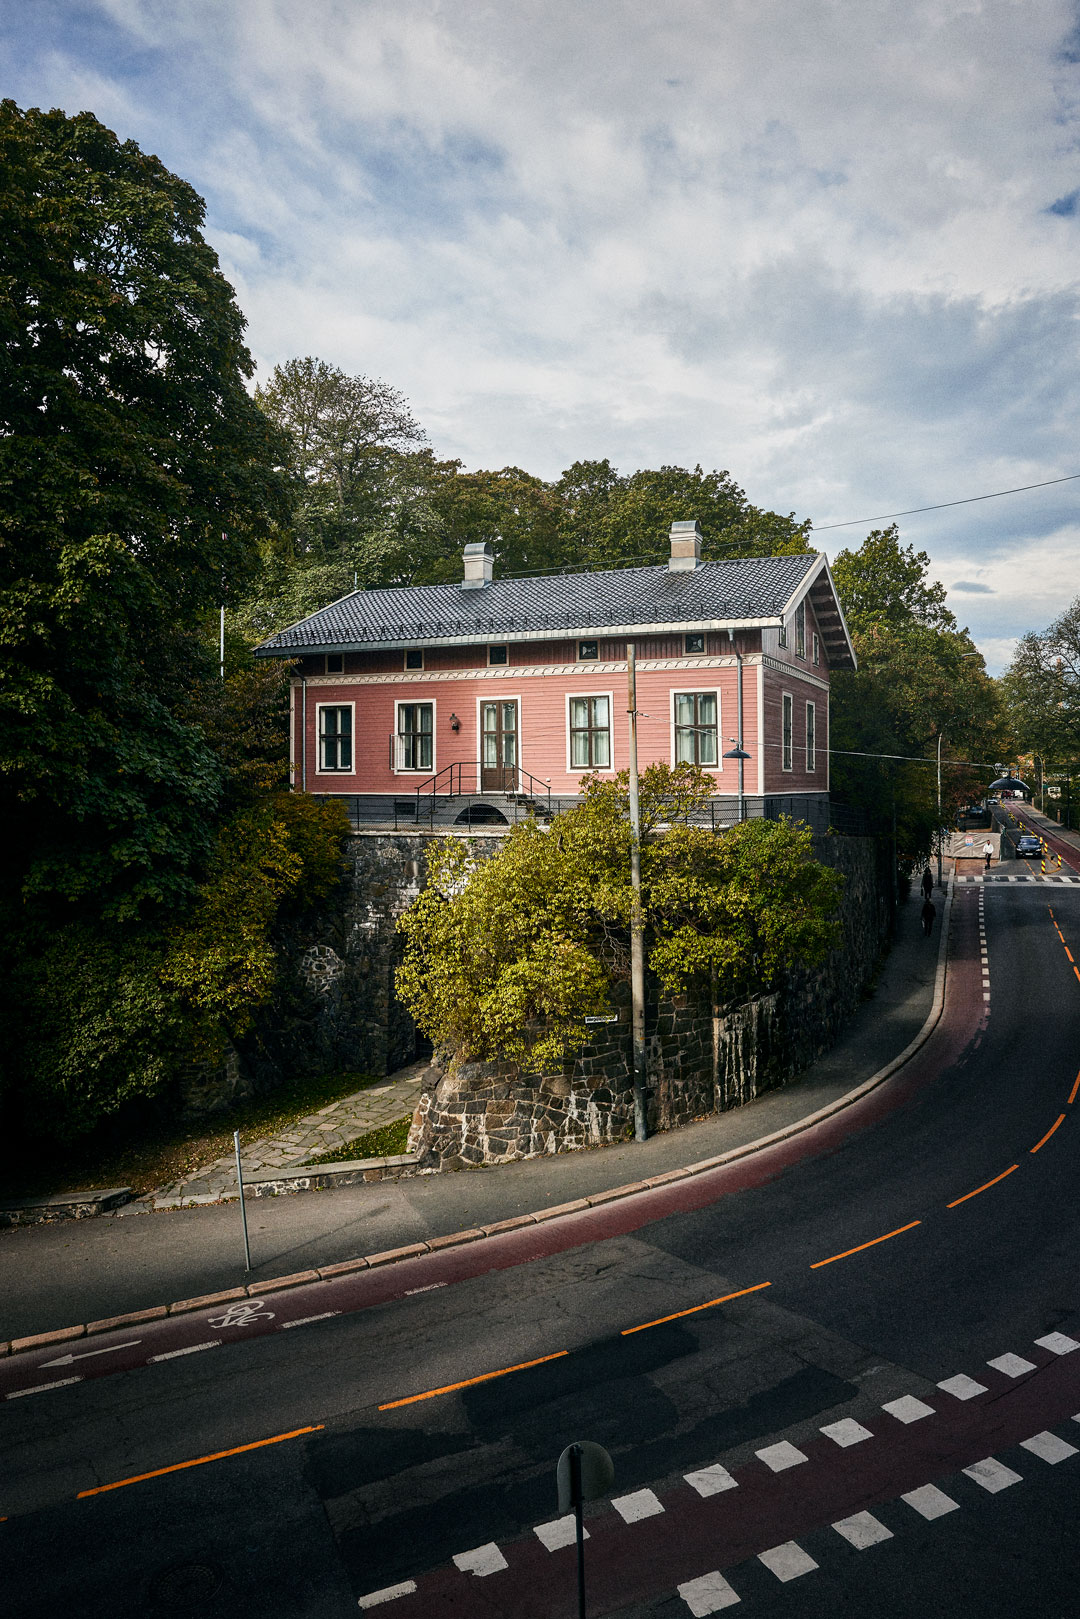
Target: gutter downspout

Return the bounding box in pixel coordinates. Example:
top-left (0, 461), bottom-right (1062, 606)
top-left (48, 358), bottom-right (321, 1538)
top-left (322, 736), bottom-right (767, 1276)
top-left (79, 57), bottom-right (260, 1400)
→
top-left (301, 678), bottom-right (308, 793)
top-left (729, 631), bottom-right (745, 822)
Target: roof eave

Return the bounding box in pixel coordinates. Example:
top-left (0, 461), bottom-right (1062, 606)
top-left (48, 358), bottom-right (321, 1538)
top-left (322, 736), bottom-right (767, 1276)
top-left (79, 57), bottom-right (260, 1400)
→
top-left (254, 613), bottom-right (790, 658)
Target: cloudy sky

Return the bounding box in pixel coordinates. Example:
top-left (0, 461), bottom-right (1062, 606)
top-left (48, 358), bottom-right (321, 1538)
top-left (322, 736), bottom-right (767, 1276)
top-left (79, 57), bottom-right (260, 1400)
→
top-left (7, 0), bottom-right (1080, 669)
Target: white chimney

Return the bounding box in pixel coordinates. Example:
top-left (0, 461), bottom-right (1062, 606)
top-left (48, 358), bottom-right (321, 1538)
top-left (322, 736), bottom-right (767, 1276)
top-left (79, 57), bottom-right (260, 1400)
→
top-left (668, 519), bottom-right (703, 571)
top-left (462, 541), bottom-right (493, 589)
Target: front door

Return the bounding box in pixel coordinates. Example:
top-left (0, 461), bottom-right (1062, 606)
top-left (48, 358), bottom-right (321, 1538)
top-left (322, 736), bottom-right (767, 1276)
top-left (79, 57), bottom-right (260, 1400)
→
top-left (481, 699), bottom-right (518, 792)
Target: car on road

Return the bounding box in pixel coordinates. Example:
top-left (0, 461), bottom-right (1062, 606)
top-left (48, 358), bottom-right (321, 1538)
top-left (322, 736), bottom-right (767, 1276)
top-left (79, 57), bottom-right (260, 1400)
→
top-left (1016, 833), bottom-right (1043, 857)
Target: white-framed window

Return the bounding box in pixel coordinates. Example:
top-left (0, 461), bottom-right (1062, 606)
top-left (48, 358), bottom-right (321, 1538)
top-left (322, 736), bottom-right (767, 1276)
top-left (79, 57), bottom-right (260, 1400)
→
top-left (813, 632), bottom-right (820, 666)
top-left (324, 653), bottom-right (344, 674)
top-left (673, 690), bottom-right (719, 767)
top-left (568, 693), bottom-right (612, 770)
top-left (778, 618), bottom-right (788, 649)
top-left (684, 632), bottom-right (706, 654)
top-left (317, 703), bottom-right (353, 772)
top-left (488, 644), bottom-right (508, 665)
top-left (578, 640), bottom-right (599, 660)
top-left (806, 700), bottom-right (816, 772)
top-left (781, 692), bottom-right (793, 771)
top-left (795, 602), bottom-right (805, 658)
top-left (404, 648), bottom-right (424, 670)
top-left (394, 700), bottom-right (434, 772)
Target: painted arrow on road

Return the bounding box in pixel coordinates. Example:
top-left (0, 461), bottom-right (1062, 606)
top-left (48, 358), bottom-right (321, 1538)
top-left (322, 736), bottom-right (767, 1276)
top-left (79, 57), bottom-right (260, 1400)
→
top-left (41, 1340), bottom-right (142, 1367)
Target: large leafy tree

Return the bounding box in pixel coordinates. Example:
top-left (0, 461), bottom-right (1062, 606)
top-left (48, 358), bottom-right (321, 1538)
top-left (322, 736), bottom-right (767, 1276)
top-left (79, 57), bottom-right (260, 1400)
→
top-left (0, 100), bottom-right (292, 915)
top-left (828, 527), bottom-right (1003, 853)
top-left (1001, 595), bottom-right (1080, 819)
top-left (396, 766), bottom-right (841, 1072)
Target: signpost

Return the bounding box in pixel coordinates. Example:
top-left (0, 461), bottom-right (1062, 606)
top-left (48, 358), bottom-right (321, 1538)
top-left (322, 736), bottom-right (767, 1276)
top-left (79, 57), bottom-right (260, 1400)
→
top-left (234, 1129), bottom-right (252, 1272)
top-left (557, 1441), bottom-right (614, 1619)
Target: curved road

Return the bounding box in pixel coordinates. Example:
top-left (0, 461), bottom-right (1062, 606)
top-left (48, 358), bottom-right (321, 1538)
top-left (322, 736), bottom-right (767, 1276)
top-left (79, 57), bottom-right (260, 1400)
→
top-left (3, 877), bottom-right (1080, 1617)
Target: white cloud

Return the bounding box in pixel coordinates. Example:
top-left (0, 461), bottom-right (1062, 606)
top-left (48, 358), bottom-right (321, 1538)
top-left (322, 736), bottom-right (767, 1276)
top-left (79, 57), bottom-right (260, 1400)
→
top-left (7, 0), bottom-right (1080, 663)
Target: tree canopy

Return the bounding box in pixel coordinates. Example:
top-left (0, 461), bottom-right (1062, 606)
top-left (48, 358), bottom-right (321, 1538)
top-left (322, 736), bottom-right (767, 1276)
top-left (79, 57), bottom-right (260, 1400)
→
top-left (396, 766), bottom-right (842, 1073)
top-left (1000, 593), bottom-right (1080, 815)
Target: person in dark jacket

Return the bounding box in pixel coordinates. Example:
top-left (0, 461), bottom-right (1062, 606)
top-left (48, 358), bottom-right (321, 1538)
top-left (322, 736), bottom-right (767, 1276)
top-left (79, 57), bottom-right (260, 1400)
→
top-left (921, 898), bottom-right (937, 936)
top-left (921, 867), bottom-right (933, 900)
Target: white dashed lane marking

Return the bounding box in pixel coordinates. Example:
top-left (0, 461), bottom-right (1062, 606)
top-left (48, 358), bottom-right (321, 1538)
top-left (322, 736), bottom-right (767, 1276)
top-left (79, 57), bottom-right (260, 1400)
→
top-left (452, 1543), bottom-right (508, 1577)
top-left (148, 1342), bottom-right (220, 1362)
top-left (1036, 1332), bottom-right (1080, 1355)
top-left (1020, 1431), bottom-right (1079, 1464)
top-left (882, 1395), bottom-right (935, 1424)
top-left (755, 1441), bottom-right (808, 1472)
top-left (282, 1311), bottom-right (340, 1329)
top-left (820, 1418), bottom-right (873, 1447)
top-left (938, 1373), bottom-right (987, 1400)
top-left (685, 1463), bottom-right (738, 1496)
top-left (902, 1483), bottom-right (960, 1520)
top-left (612, 1488), bottom-right (665, 1523)
top-left (678, 1570), bottom-right (741, 1614)
top-left (758, 1542), bottom-right (818, 1582)
top-left (357, 1581), bottom-right (417, 1609)
top-left (534, 1515), bottom-right (588, 1551)
top-left (832, 1510), bottom-right (893, 1549)
top-left (5, 1377), bottom-right (82, 1399)
top-left (987, 1353), bottom-right (1036, 1377)
top-left (963, 1457), bottom-right (1023, 1493)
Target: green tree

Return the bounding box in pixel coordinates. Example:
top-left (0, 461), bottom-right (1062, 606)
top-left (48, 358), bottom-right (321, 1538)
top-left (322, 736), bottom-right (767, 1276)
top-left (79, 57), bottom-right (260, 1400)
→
top-left (0, 100), bottom-right (291, 915)
top-left (828, 527), bottom-right (1003, 853)
top-left (1000, 594), bottom-right (1080, 821)
top-left (396, 766), bottom-right (841, 1072)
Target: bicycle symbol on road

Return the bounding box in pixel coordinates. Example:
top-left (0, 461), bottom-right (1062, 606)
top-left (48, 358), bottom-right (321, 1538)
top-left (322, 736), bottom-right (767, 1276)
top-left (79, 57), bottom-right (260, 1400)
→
top-left (207, 1301), bottom-right (276, 1330)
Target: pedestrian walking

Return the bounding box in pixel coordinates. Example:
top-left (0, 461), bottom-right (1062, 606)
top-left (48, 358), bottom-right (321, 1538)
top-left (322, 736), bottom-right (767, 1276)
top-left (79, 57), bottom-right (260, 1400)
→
top-left (921, 898), bottom-right (936, 937)
top-left (982, 839), bottom-right (993, 870)
top-left (920, 867), bottom-right (933, 900)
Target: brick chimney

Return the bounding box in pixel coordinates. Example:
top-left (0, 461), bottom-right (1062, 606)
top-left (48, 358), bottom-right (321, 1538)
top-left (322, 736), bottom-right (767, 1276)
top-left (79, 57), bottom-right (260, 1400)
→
top-left (462, 541), bottom-right (493, 589)
top-left (668, 519), bottom-right (703, 571)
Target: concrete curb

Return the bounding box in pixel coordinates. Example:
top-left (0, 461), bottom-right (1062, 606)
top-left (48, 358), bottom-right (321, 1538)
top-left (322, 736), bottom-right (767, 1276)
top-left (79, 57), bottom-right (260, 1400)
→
top-left (1, 882), bottom-right (955, 1359)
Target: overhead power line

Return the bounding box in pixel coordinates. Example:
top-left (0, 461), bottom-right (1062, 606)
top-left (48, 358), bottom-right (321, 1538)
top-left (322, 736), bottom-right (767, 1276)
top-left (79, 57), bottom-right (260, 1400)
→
top-left (812, 473), bottom-right (1080, 532)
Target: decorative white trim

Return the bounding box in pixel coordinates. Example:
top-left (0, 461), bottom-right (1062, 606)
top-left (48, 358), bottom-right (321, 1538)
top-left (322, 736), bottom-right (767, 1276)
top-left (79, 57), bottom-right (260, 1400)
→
top-left (760, 655), bottom-right (830, 693)
top-left (669, 686), bottom-right (722, 773)
top-left (294, 655), bottom-right (752, 689)
top-left (392, 696), bottom-right (436, 775)
top-left (566, 689), bottom-right (615, 775)
top-left (314, 700), bottom-right (355, 775)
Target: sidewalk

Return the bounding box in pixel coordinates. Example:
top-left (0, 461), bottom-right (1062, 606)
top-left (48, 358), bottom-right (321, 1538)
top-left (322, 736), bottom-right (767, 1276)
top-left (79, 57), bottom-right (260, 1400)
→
top-left (132, 1063), bottom-right (432, 1210)
top-left (0, 891), bottom-right (943, 1342)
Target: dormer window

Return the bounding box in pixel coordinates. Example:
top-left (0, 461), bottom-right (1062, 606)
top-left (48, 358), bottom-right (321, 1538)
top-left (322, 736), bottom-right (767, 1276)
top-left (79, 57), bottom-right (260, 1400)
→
top-left (578, 640), bottom-right (599, 660)
top-left (684, 633), bottom-right (705, 655)
top-left (488, 644), bottom-right (508, 665)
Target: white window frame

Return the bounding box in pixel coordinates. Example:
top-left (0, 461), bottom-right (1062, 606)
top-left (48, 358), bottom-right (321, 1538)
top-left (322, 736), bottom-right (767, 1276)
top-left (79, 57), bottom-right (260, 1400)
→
top-left (316, 701), bottom-right (355, 774)
top-left (684, 632), bottom-right (706, 655)
top-left (795, 601), bottom-right (805, 659)
top-left (806, 700), bottom-right (816, 772)
top-left (813, 632), bottom-right (821, 666)
top-left (488, 644), bottom-right (508, 665)
top-left (578, 640), bottom-right (599, 661)
top-left (403, 648), bottom-right (424, 670)
top-left (393, 698), bottom-right (436, 774)
top-left (778, 617), bottom-right (788, 649)
top-left (324, 653), bottom-right (344, 675)
top-left (781, 691), bottom-right (793, 772)
top-left (670, 688), bottom-right (722, 771)
top-left (475, 693), bottom-right (523, 792)
top-left (566, 690), bottom-right (615, 774)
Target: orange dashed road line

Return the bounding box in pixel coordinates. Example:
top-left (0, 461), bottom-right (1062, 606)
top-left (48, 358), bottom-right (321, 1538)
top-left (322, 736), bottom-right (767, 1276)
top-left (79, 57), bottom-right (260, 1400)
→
top-left (947, 1165), bottom-right (1019, 1209)
top-left (621, 1281), bottom-right (772, 1336)
top-left (809, 1221), bottom-right (921, 1270)
top-left (1031, 1114), bottom-right (1066, 1153)
top-left (1069, 1071), bottom-right (1080, 1106)
top-left (76, 1426), bottom-right (324, 1498)
top-left (379, 1351), bottom-right (568, 1411)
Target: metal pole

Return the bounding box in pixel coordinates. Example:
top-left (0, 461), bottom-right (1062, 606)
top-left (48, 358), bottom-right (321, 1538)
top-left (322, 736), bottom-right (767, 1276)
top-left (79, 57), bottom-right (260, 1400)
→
top-left (570, 1443), bottom-right (586, 1619)
top-left (735, 647), bottom-right (745, 823)
top-left (626, 644), bottom-right (648, 1143)
top-left (219, 604), bottom-right (225, 681)
top-left (936, 732), bottom-right (943, 889)
top-left (233, 1129), bottom-right (252, 1272)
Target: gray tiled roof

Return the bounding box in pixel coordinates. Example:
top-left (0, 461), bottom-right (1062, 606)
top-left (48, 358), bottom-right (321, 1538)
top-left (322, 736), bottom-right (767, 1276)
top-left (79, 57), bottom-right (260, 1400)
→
top-left (255, 552), bottom-right (850, 658)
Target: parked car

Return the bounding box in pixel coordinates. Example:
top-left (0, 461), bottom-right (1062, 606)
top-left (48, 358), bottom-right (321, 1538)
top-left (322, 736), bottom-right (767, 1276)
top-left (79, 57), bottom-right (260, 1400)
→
top-left (1016, 833), bottom-right (1042, 857)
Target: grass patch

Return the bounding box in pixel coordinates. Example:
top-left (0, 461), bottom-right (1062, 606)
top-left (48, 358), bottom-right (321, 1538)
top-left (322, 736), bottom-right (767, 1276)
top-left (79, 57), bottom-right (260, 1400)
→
top-left (304, 1116), bottom-right (412, 1166)
top-left (7, 1069), bottom-right (386, 1200)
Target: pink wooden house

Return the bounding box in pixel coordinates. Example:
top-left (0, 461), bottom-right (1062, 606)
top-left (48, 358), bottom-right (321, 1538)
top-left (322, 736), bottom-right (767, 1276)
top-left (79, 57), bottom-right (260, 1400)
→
top-left (255, 521), bottom-right (856, 831)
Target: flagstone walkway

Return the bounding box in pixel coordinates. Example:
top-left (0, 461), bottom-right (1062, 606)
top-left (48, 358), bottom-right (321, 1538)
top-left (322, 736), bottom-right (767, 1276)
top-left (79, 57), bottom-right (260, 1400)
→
top-left (135, 1059), bottom-right (434, 1211)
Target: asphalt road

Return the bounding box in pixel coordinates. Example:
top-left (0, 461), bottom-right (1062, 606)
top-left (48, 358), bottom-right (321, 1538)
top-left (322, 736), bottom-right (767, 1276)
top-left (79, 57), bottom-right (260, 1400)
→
top-left (3, 879), bottom-right (1080, 1618)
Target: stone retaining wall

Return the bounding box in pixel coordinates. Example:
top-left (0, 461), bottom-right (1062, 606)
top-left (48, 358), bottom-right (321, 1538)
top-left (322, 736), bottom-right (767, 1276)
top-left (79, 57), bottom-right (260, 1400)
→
top-left (407, 833), bottom-right (893, 1169)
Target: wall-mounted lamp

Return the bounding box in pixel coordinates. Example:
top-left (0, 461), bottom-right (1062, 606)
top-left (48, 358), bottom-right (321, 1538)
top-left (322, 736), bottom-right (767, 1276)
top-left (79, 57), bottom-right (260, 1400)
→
top-left (449, 713), bottom-right (461, 732)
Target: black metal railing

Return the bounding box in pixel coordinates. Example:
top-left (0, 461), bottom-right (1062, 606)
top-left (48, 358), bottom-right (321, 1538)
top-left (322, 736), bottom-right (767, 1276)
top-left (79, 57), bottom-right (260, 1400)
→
top-left (412, 762), bottom-right (554, 830)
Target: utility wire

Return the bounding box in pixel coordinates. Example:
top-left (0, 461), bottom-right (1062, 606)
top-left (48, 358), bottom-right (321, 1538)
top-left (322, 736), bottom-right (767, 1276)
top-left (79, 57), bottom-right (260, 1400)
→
top-left (812, 473), bottom-right (1080, 532)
